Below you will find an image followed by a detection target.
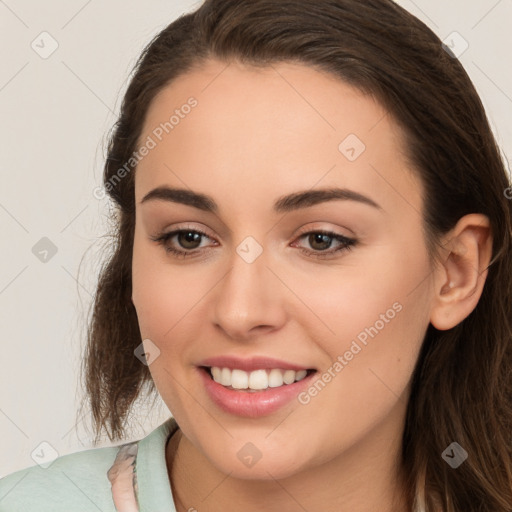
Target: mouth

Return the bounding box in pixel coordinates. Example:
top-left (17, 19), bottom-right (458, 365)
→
top-left (199, 366), bottom-right (317, 392)
top-left (197, 364), bottom-right (318, 417)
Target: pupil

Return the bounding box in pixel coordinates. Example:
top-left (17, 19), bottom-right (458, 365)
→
top-left (310, 233), bottom-right (331, 250)
top-left (180, 231), bottom-right (201, 249)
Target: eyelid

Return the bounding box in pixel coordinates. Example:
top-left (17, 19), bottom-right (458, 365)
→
top-left (163, 222), bottom-right (217, 239)
top-left (151, 221), bottom-right (359, 261)
top-left (293, 223), bottom-right (354, 239)
top-left (160, 222), bottom-right (353, 244)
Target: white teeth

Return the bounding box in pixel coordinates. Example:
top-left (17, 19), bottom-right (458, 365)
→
top-left (295, 369), bottom-right (308, 381)
top-left (220, 367), bottom-right (231, 386)
top-left (268, 368), bottom-right (284, 388)
top-left (283, 370), bottom-right (296, 385)
top-left (231, 369), bottom-right (249, 389)
top-left (211, 367), bottom-right (222, 382)
top-left (248, 369), bottom-right (268, 390)
top-left (209, 367), bottom-right (311, 390)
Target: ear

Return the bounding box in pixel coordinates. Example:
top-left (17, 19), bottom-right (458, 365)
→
top-left (429, 213), bottom-right (493, 330)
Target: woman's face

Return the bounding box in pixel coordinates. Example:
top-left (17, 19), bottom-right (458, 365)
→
top-left (131, 59), bottom-right (434, 480)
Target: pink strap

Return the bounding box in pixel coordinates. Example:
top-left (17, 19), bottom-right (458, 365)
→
top-left (107, 442), bottom-right (140, 512)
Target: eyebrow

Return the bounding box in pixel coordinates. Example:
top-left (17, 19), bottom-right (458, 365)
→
top-left (140, 186), bottom-right (383, 213)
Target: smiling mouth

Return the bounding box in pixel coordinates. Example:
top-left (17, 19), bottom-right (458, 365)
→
top-left (200, 366), bottom-right (317, 392)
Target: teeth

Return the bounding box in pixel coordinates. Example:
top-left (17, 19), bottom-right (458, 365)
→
top-left (209, 367), bottom-right (310, 390)
top-left (248, 369), bottom-right (268, 390)
top-left (231, 369), bottom-right (249, 389)
top-left (268, 368), bottom-right (284, 388)
top-left (283, 369), bottom-right (296, 385)
top-left (220, 367), bottom-right (231, 386)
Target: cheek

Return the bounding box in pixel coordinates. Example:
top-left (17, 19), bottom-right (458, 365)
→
top-left (286, 243), bottom-right (431, 421)
top-left (131, 236), bottom-right (208, 339)
top-left (131, 252), bottom-right (206, 414)
top-left (289, 265), bottom-right (429, 459)
top-left (286, 243), bottom-right (430, 350)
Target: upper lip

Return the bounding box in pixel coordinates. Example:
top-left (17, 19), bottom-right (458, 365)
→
top-left (198, 355), bottom-right (315, 372)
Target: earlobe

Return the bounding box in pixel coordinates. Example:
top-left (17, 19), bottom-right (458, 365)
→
top-left (429, 214), bottom-right (492, 331)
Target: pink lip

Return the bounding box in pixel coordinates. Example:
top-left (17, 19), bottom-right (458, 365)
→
top-left (197, 366), bottom-right (316, 418)
top-left (198, 355), bottom-right (313, 372)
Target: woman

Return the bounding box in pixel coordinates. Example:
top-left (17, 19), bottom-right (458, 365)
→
top-left (1, 0), bottom-right (511, 510)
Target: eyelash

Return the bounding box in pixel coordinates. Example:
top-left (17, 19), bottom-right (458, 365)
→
top-left (149, 227), bottom-right (357, 260)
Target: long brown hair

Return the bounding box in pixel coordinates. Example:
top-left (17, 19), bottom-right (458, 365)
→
top-left (78, 0), bottom-right (512, 510)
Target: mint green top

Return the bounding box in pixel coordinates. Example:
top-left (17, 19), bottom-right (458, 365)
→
top-left (0, 416), bottom-right (180, 511)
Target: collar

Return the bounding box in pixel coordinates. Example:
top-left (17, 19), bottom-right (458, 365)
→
top-left (107, 416), bottom-right (179, 511)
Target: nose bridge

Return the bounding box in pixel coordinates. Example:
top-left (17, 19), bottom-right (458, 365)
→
top-left (211, 239), bottom-right (286, 338)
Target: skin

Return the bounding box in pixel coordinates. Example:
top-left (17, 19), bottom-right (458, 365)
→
top-left (131, 59), bottom-right (492, 512)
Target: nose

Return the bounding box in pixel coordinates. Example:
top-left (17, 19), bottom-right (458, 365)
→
top-left (211, 245), bottom-right (287, 341)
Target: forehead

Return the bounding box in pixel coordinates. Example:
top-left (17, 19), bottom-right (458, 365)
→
top-left (134, 59), bottom-right (422, 219)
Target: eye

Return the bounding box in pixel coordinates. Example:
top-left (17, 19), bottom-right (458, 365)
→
top-left (149, 227), bottom-right (357, 260)
top-left (149, 227), bottom-right (216, 259)
top-left (291, 230), bottom-right (357, 259)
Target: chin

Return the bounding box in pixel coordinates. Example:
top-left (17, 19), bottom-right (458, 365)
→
top-left (197, 436), bottom-right (313, 481)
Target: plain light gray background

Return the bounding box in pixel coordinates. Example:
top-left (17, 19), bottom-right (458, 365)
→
top-left (1, 0), bottom-right (511, 477)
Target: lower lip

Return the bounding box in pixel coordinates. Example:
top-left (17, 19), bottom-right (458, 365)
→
top-left (198, 367), bottom-right (316, 418)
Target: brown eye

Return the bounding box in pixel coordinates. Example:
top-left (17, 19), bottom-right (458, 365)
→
top-left (150, 228), bottom-right (215, 258)
top-left (177, 231), bottom-right (203, 250)
top-left (292, 230), bottom-right (357, 259)
top-left (307, 233), bottom-right (335, 251)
